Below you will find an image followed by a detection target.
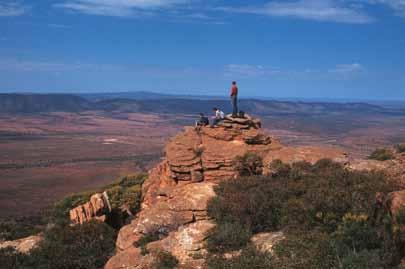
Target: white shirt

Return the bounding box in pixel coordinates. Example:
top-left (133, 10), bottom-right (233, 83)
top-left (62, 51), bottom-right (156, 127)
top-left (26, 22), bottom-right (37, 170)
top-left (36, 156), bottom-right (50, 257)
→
top-left (216, 110), bottom-right (225, 119)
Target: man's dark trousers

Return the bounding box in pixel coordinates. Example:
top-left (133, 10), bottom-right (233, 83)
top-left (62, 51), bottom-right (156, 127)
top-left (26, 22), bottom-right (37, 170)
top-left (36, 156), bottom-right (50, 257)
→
top-left (231, 95), bottom-right (238, 116)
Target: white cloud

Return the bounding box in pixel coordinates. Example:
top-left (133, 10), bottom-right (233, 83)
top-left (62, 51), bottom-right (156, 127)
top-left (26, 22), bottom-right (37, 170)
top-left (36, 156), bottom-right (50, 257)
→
top-left (224, 63), bottom-right (366, 80)
top-left (219, 0), bottom-right (374, 24)
top-left (0, 2), bottom-right (27, 17)
top-left (367, 0), bottom-right (405, 17)
top-left (0, 59), bottom-right (123, 72)
top-left (224, 64), bottom-right (281, 78)
top-left (55, 0), bottom-right (190, 17)
top-left (331, 63), bottom-right (365, 73)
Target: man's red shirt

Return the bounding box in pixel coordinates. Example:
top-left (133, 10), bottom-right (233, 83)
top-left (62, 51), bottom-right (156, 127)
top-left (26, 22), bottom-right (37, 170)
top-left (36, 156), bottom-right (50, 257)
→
top-left (230, 85), bottom-right (238, 96)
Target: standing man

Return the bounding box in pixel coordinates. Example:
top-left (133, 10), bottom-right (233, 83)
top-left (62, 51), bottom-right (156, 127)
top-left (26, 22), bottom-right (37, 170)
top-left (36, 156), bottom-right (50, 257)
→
top-left (230, 81), bottom-right (238, 117)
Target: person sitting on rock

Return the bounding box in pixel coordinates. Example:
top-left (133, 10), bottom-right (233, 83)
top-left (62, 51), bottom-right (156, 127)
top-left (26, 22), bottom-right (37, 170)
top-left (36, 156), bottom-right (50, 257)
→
top-left (195, 113), bottom-right (209, 127)
top-left (211, 107), bottom-right (225, 127)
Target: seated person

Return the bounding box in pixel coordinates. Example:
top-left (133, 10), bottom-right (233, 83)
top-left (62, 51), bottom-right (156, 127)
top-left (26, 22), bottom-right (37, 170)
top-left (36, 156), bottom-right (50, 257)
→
top-left (211, 107), bottom-right (225, 127)
top-left (195, 113), bottom-right (209, 127)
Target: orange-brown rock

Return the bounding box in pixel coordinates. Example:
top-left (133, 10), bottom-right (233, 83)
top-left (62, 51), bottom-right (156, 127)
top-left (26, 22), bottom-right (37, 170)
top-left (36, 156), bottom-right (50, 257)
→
top-left (386, 190), bottom-right (405, 220)
top-left (264, 146), bottom-right (348, 169)
top-left (0, 234), bottom-right (42, 254)
top-left (147, 220), bottom-right (215, 267)
top-left (106, 115), bottom-right (350, 269)
top-left (349, 152), bottom-right (405, 188)
top-left (104, 246), bottom-right (154, 269)
top-left (69, 191), bottom-right (111, 225)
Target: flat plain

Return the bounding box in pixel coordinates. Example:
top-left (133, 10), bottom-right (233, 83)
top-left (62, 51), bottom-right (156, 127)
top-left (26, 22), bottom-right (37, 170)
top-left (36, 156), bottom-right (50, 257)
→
top-left (1, 106), bottom-right (405, 218)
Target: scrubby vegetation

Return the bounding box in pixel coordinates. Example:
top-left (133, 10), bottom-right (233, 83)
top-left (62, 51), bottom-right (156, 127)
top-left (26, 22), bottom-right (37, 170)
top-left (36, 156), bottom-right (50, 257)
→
top-left (152, 251), bottom-right (179, 269)
top-left (368, 148), bottom-right (394, 161)
top-left (0, 173), bottom-right (147, 269)
top-left (395, 144), bottom-right (405, 154)
top-left (0, 221), bottom-right (116, 269)
top-left (206, 159), bottom-right (400, 268)
top-left (233, 152), bottom-right (263, 176)
top-left (0, 215), bottom-right (44, 241)
top-left (206, 247), bottom-right (272, 269)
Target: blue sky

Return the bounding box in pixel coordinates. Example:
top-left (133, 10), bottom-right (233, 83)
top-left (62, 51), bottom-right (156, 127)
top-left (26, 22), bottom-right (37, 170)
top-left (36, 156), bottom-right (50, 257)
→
top-left (0, 0), bottom-right (404, 100)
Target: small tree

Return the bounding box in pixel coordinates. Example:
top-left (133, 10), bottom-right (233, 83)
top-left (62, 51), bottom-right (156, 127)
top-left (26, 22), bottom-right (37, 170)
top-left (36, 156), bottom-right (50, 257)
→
top-left (233, 153), bottom-right (263, 176)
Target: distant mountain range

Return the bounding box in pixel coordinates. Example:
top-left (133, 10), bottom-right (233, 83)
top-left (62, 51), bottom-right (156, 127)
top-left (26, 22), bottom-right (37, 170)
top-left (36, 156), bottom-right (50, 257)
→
top-left (0, 92), bottom-right (404, 116)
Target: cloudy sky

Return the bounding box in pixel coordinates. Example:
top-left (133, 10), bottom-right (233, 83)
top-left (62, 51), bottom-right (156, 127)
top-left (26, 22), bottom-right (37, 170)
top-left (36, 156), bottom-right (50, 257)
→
top-left (0, 0), bottom-right (404, 99)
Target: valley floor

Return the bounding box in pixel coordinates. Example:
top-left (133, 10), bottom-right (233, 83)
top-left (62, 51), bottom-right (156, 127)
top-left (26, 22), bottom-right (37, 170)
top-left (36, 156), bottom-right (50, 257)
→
top-left (0, 110), bottom-right (405, 218)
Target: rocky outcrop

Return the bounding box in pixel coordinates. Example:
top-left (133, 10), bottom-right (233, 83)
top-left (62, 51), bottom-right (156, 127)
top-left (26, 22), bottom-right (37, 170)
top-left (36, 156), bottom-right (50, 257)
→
top-left (69, 192), bottom-right (112, 225)
top-left (264, 146), bottom-right (348, 174)
top-left (106, 115), bottom-right (349, 269)
top-left (349, 152), bottom-right (405, 188)
top-left (0, 235), bottom-right (42, 254)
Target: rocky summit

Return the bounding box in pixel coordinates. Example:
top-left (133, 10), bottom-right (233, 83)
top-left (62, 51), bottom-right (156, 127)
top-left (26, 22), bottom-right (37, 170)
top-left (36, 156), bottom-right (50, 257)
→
top-left (105, 115), bottom-right (347, 269)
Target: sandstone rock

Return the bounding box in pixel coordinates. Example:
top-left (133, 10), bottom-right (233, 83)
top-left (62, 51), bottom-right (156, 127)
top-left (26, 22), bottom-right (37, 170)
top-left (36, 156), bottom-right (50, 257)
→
top-left (386, 190), bottom-right (405, 221)
top-left (0, 235), bottom-right (42, 254)
top-left (69, 191), bottom-right (111, 225)
top-left (106, 114), bottom-right (351, 268)
top-left (104, 246), bottom-right (153, 269)
top-left (251, 231), bottom-right (285, 253)
top-left (116, 182), bottom-right (215, 252)
top-left (147, 220), bottom-right (215, 267)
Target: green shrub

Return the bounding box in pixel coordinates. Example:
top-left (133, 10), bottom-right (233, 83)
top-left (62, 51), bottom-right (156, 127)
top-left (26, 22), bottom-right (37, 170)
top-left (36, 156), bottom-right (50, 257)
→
top-left (209, 159), bottom-right (392, 234)
top-left (47, 191), bottom-right (94, 225)
top-left (206, 247), bottom-right (273, 269)
top-left (152, 251), bottom-right (179, 269)
top-left (269, 159), bottom-right (291, 177)
top-left (368, 148), bottom-right (394, 161)
top-left (0, 221), bottom-right (117, 269)
top-left (233, 153), bottom-right (263, 176)
top-left (332, 213), bottom-right (380, 255)
top-left (0, 247), bottom-right (30, 269)
top-left (395, 144), bottom-right (405, 153)
top-left (206, 159), bottom-right (399, 268)
top-left (206, 222), bottom-right (252, 253)
top-left (340, 249), bottom-right (385, 269)
top-left (272, 231), bottom-right (336, 269)
top-left (0, 215), bottom-right (45, 241)
top-left (207, 176), bottom-right (282, 234)
top-left (134, 230), bottom-right (161, 255)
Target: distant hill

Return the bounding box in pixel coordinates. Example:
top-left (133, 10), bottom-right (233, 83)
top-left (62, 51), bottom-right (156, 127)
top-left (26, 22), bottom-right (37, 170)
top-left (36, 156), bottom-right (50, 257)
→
top-left (0, 94), bottom-right (93, 113)
top-left (1, 93), bottom-right (404, 116)
top-left (80, 91), bottom-right (226, 101)
top-left (96, 98), bottom-right (402, 116)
